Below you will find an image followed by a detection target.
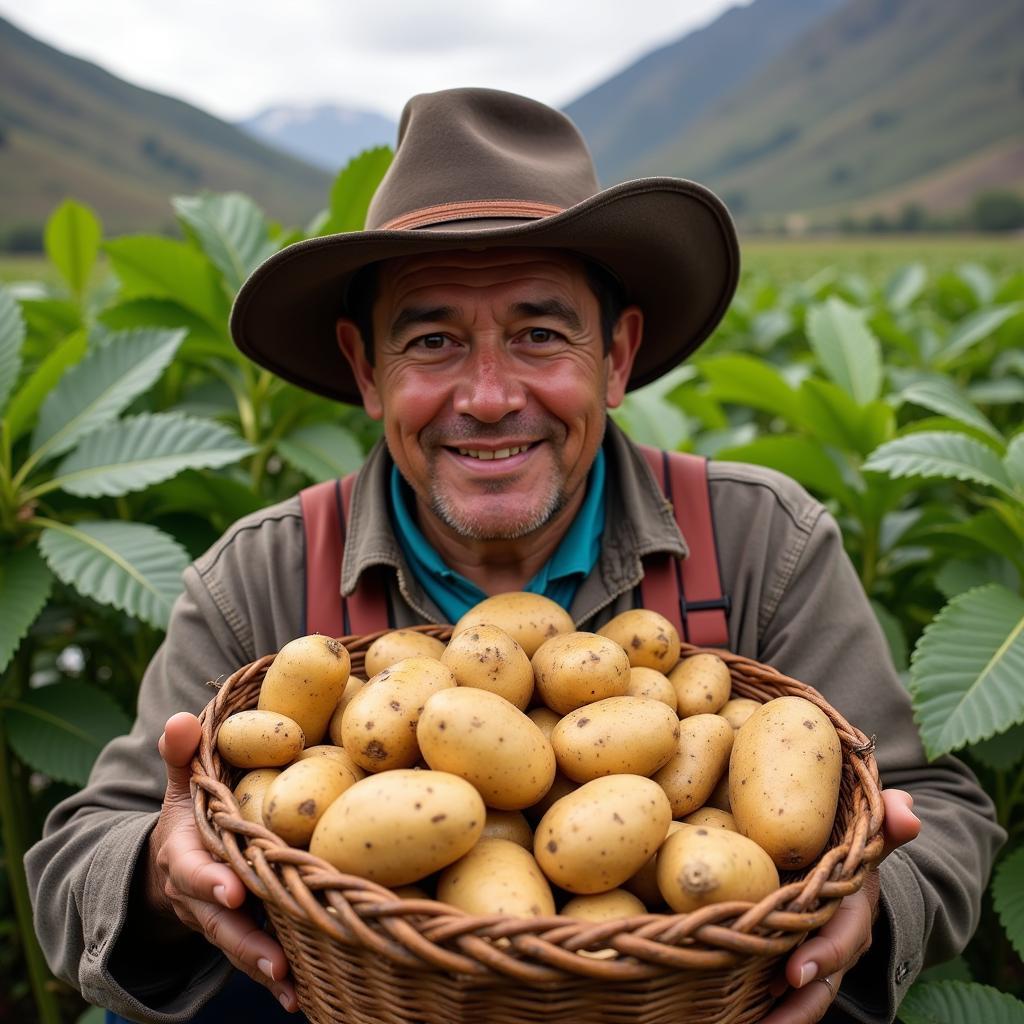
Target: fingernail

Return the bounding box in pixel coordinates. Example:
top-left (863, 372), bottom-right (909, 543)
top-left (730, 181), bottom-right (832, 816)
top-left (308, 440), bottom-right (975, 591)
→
top-left (258, 957), bottom-right (274, 979)
top-left (213, 884), bottom-right (229, 907)
top-left (798, 962), bottom-right (819, 987)
top-left (279, 992), bottom-right (292, 1011)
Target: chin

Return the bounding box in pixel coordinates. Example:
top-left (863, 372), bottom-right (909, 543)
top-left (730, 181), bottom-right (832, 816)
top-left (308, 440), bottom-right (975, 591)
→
top-left (431, 493), bottom-right (565, 542)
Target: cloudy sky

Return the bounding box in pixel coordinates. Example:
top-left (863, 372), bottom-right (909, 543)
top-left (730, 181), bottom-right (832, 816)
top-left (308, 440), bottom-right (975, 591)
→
top-left (0, 0), bottom-right (749, 121)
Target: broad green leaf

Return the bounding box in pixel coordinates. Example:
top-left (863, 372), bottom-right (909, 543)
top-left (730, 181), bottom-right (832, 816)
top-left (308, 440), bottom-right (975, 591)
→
top-left (928, 512), bottom-right (1024, 566)
top-left (44, 199), bottom-right (102, 300)
top-left (898, 377), bottom-right (1002, 443)
top-left (958, 262), bottom-right (995, 305)
top-left (937, 304), bottom-right (1022, 367)
top-left (172, 193), bottom-right (277, 294)
top-left (898, 980), bottom-right (1024, 1024)
top-left (886, 263), bottom-right (926, 312)
top-left (805, 296), bottom-right (882, 404)
top-left (716, 435), bottom-right (851, 503)
top-left (697, 354), bottom-right (801, 422)
top-left (5, 682), bottom-right (130, 786)
top-left (276, 422), bottom-right (365, 482)
top-left (0, 546), bottom-right (53, 673)
top-left (870, 598), bottom-right (908, 673)
top-left (99, 298), bottom-right (230, 352)
top-left (970, 722), bottom-right (1024, 772)
top-left (968, 379), bottom-right (1024, 405)
top-left (917, 957), bottom-right (972, 984)
top-left (143, 469), bottom-right (263, 528)
top-left (993, 845), bottom-right (1024, 960)
top-left (5, 328), bottom-right (87, 442)
top-left (798, 378), bottom-right (892, 456)
top-left (38, 520), bottom-right (189, 629)
top-left (909, 584), bottom-right (1024, 759)
top-left (29, 328), bottom-right (185, 465)
top-left (934, 556), bottom-right (1018, 600)
top-left (319, 147), bottom-right (394, 235)
top-left (864, 432), bottom-right (1015, 496)
top-left (47, 413), bottom-right (253, 498)
top-left (0, 285), bottom-right (25, 416)
top-left (104, 236), bottom-right (231, 330)
top-left (1005, 434), bottom-right (1024, 492)
top-left (19, 296), bottom-right (82, 345)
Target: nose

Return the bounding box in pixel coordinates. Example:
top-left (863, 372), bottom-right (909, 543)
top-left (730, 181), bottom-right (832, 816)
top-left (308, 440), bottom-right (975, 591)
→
top-left (451, 343), bottom-right (527, 422)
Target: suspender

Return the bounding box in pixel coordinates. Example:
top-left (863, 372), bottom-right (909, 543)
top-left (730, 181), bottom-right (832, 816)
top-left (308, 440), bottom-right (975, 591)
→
top-left (299, 450), bottom-right (730, 648)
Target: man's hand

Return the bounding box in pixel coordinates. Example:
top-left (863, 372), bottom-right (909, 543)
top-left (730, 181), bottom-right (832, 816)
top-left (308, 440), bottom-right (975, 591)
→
top-left (144, 712), bottom-right (298, 1013)
top-left (758, 788), bottom-right (921, 1024)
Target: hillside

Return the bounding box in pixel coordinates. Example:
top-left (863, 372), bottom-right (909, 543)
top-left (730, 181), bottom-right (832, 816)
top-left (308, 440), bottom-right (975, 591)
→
top-left (0, 15), bottom-right (330, 239)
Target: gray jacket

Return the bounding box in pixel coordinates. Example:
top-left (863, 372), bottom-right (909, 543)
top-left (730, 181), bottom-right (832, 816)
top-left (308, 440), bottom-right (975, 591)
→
top-left (26, 422), bottom-right (1003, 1023)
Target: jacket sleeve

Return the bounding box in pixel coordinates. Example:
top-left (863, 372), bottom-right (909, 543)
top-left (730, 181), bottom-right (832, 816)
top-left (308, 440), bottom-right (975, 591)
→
top-left (757, 508), bottom-right (1005, 1024)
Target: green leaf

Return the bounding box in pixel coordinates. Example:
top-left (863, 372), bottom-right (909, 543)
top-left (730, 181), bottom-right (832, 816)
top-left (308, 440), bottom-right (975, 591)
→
top-left (864, 432), bottom-right (1015, 496)
top-left (917, 957), bottom-right (972, 984)
top-left (886, 263), bottom-right (927, 312)
top-left (716, 435), bottom-right (851, 503)
top-left (968, 379), bottom-right (1024, 405)
top-left (697, 354), bottom-right (801, 422)
top-left (5, 328), bottom-right (87, 442)
top-left (909, 584), bottom-right (1024, 759)
top-left (276, 422), bottom-right (365, 482)
top-left (172, 193), bottom-right (277, 294)
top-left (870, 598), bottom-right (908, 673)
top-left (798, 378), bottom-right (893, 456)
top-left (319, 147), bottom-right (394, 235)
top-left (1005, 434), bottom-right (1024, 492)
top-left (43, 199), bottom-right (102, 300)
top-left (928, 512), bottom-right (1024, 566)
top-left (898, 980), bottom-right (1024, 1024)
top-left (898, 377), bottom-right (1002, 443)
top-left (29, 327), bottom-right (185, 465)
top-left (993, 845), bottom-right (1024, 960)
top-left (937, 304), bottom-right (1022, 367)
top-left (934, 556), bottom-right (1018, 599)
top-left (0, 285), bottom-right (26, 416)
top-left (805, 296), bottom-right (882, 405)
top-left (99, 298), bottom-right (230, 353)
top-left (970, 722), bottom-right (1024, 772)
top-left (76, 1007), bottom-right (107, 1024)
top-left (0, 546), bottom-right (53, 674)
top-left (5, 682), bottom-right (130, 786)
top-left (958, 263), bottom-right (995, 305)
top-left (104, 236), bottom-right (232, 330)
top-left (143, 469), bottom-right (263, 527)
top-left (47, 413), bottom-right (253, 498)
top-left (38, 520), bottom-right (189, 629)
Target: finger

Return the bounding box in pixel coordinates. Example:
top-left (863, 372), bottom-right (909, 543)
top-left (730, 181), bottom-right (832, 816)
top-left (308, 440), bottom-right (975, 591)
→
top-left (163, 839), bottom-right (248, 910)
top-left (159, 712), bottom-right (203, 801)
top-left (880, 789), bottom-right (921, 861)
top-left (758, 972), bottom-right (841, 1024)
top-left (785, 892), bottom-right (871, 990)
top-left (221, 951), bottom-right (299, 1014)
top-left (191, 898), bottom-right (292, 986)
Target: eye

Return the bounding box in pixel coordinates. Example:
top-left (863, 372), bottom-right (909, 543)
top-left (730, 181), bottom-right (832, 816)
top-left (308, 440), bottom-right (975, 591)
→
top-left (525, 328), bottom-right (560, 344)
top-left (413, 333), bottom-right (448, 350)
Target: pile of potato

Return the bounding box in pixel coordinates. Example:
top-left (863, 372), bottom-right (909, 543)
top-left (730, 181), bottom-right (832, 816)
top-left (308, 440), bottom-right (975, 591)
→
top-left (217, 592), bottom-right (842, 925)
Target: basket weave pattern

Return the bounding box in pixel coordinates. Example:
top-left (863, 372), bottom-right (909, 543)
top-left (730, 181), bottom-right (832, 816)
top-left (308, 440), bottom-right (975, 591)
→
top-left (192, 630), bottom-right (884, 1024)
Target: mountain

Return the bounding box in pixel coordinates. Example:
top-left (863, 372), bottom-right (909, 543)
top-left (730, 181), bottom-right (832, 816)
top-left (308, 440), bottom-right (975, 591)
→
top-left (0, 15), bottom-right (330, 239)
top-left (239, 104), bottom-right (396, 173)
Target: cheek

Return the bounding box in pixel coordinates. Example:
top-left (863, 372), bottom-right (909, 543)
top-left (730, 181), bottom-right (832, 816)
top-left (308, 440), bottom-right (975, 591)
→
top-left (380, 371), bottom-right (449, 436)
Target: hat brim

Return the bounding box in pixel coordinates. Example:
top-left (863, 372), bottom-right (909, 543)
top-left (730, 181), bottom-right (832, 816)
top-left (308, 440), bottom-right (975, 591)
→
top-left (229, 177), bottom-right (739, 405)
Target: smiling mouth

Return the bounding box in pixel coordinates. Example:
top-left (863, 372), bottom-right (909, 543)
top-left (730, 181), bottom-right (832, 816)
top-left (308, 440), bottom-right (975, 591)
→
top-left (455, 444), bottom-right (533, 461)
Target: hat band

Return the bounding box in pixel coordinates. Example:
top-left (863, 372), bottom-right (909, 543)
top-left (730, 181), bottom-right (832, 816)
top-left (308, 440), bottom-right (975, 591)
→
top-left (379, 199), bottom-right (564, 231)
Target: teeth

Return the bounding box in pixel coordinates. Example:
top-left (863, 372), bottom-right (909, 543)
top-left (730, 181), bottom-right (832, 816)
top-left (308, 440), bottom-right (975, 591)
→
top-left (457, 445), bottom-right (527, 460)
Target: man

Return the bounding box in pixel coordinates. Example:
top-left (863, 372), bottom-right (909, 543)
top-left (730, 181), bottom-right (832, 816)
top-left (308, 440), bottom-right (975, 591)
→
top-left (27, 88), bottom-right (1000, 1024)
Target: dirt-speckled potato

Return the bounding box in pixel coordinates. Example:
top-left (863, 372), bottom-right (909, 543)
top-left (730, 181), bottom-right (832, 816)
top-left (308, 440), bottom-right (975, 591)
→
top-left (453, 592), bottom-right (574, 657)
top-left (531, 632), bottom-right (631, 715)
top-left (656, 824), bottom-right (779, 913)
top-left (682, 807), bottom-right (737, 831)
top-left (668, 653), bottom-right (732, 718)
top-left (294, 744), bottom-right (365, 781)
top-left (309, 769), bottom-right (485, 887)
top-left (526, 707), bottom-right (561, 742)
top-left (327, 676), bottom-right (367, 744)
top-left (561, 889), bottom-right (646, 921)
top-left (481, 809), bottom-right (533, 849)
top-left (624, 667), bottom-right (678, 711)
top-left (523, 771), bottom-right (578, 825)
top-left (729, 696), bottom-right (842, 869)
top-left (551, 696), bottom-right (679, 782)
top-left (258, 634), bottom-right (351, 745)
top-left (440, 624), bottom-right (534, 710)
top-left (216, 710), bottom-right (304, 768)
top-left (652, 714), bottom-right (734, 817)
top-left (623, 820), bottom-right (685, 908)
top-left (263, 757), bottom-right (359, 847)
top-left (718, 697), bottom-right (761, 731)
top-left (364, 630), bottom-right (446, 678)
top-left (438, 838), bottom-right (555, 917)
top-left (597, 609), bottom-right (680, 674)
top-left (417, 687), bottom-right (555, 810)
top-left (705, 771), bottom-right (732, 812)
top-left (534, 775), bottom-right (672, 894)
top-left (340, 658), bottom-right (456, 772)
top-left (233, 768), bottom-right (281, 825)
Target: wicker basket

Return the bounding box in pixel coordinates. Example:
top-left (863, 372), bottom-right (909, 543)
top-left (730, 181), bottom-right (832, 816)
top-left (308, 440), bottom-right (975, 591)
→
top-left (192, 628), bottom-right (884, 1024)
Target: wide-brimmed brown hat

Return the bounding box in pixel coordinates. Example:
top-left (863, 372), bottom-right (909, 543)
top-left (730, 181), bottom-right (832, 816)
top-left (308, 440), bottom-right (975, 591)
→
top-left (230, 87), bottom-right (739, 405)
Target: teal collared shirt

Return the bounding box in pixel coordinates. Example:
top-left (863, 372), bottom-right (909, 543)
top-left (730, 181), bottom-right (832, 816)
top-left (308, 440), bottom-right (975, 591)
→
top-left (389, 449), bottom-right (606, 624)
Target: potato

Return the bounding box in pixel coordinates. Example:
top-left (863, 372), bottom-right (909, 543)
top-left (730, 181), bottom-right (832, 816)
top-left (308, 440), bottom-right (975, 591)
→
top-left (216, 710), bottom-right (304, 768)
top-left (438, 838), bottom-right (555, 917)
top-left (364, 629), bottom-right (446, 677)
top-left (258, 634), bottom-right (350, 745)
top-left (263, 757), bottom-right (359, 847)
top-left (729, 696), bottom-right (842, 869)
top-left (341, 657), bottom-right (456, 772)
top-left (624, 667), bottom-right (677, 711)
top-left (294, 744), bottom-right (365, 781)
top-left (233, 768), bottom-right (281, 825)
top-left (597, 609), bottom-right (680, 674)
top-left (705, 771), bottom-right (731, 812)
top-left (441, 624), bottom-right (534, 710)
top-left (623, 821), bottom-right (685, 908)
top-left (481, 809), bottom-right (533, 849)
top-left (652, 714), bottom-right (733, 817)
top-left (309, 769), bottom-right (485, 887)
top-left (327, 676), bottom-right (367, 744)
top-left (682, 807), bottom-right (737, 831)
top-left (561, 889), bottom-right (646, 920)
top-left (532, 632), bottom-right (631, 715)
top-left (657, 825), bottom-right (779, 913)
top-left (534, 775), bottom-right (672, 894)
top-left (453, 592), bottom-right (574, 657)
top-left (718, 697), bottom-right (760, 731)
top-left (669, 653), bottom-right (732, 718)
top-left (551, 696), bottom-right (679, 782)
top-left (526, 707), bottom-right (561, 741)
top-left (523, 771), bottom-right (578, 825)
top-left (417, 687), bottom-right (555, 810)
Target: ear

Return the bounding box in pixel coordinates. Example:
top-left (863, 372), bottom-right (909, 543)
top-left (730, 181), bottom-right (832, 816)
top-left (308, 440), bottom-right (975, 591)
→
top-left (604, 305), bottom-right (643, 409)
top-left (336, 318), bottom-right (383, 419)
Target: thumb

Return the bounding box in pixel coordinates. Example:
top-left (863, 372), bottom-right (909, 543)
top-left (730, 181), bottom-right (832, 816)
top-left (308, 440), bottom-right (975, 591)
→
top-left (159, 712), bottom-right (203, 803)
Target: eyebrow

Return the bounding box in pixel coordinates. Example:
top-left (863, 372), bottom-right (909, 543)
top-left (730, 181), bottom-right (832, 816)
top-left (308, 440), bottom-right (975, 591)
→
top-left (389, 305), bottom-right (460, 338)
top-left (511, 299), bottom-right (582, 333)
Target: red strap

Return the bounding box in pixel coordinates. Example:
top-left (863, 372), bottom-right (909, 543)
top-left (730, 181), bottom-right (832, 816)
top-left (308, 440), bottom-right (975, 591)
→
top-left (637, 447), bottom-right (730, 649)
top-left (339, 474), bottom-right (390, 635)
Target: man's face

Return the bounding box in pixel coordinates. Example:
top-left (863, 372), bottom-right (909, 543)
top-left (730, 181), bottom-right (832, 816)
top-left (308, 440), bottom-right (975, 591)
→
top-left (337, 248), bottom-right (641, 542)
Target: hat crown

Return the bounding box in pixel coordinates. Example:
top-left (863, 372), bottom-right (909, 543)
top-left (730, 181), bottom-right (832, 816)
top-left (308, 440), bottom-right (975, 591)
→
top-left (366, 88), bottom-right (601, 230)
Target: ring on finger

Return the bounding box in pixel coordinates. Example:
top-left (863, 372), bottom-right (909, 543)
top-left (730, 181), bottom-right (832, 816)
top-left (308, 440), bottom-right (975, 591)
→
top-left (815, 974), bottom-right (837, 999)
